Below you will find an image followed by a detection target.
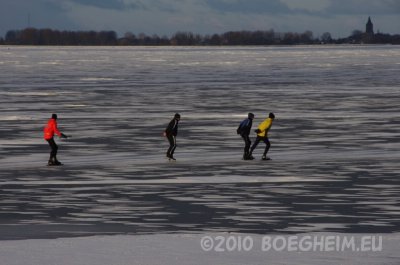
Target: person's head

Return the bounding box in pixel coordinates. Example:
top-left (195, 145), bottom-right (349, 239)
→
top-left (269, 112), bottom-right (275, 119)
top-left (174, 113), bottom-right (181, 121)
top-left (51, 114), bottom-right (58, 120)
top-left (248, 113), bottom-right (254, 120)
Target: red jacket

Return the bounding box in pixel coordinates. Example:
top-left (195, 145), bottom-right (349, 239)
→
top-left (43, 118), bottom-right (62, 140)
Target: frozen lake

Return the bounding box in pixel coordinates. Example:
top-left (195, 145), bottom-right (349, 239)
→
top-left (0, 45), bottom-right (399, 245)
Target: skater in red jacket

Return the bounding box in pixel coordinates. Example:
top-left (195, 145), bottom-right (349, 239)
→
top-left (43, 114), bottom-right (68, 166)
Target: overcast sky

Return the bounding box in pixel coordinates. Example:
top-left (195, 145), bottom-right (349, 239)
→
top-left (1, 0), bottom-right (399, 38)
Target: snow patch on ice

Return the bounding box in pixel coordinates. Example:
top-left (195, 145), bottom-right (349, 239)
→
top-left (80, 77), bottom-right (122, 81)
top-left (0, 115), bottom-right (33, 121)
top-left (0, 233), bottom-right (398, 265)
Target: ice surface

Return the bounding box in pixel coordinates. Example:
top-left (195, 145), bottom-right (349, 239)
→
top-left (0, 45), bottom-right (399, 263)
top-left (0, 233), bottom-right (399, 265)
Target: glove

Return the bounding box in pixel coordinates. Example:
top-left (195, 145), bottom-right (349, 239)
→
top-left (61, 133), bottom-right (68, 139)
top-left (254, 129), bottom-right (261, 134)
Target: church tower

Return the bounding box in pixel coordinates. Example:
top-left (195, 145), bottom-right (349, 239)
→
top-left (366, 17), bottom-right (374, 35)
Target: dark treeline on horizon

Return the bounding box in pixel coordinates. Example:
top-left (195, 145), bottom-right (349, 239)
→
top-left (1, 27), bottom-right (400, 46)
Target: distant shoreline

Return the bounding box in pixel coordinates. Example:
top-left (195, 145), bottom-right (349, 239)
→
top-left (1, 44), bottom-right (399, 47)
top-left (1, 28), bottom-right (399, 46)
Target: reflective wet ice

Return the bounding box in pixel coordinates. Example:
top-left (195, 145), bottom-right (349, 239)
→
top-left (0, 46), bottom-right (399, 239)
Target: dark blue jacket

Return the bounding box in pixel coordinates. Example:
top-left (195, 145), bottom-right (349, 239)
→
top-left (165, 118), bottom-right (179, 136)
top-left (237, 118), bottom-right (252, 136)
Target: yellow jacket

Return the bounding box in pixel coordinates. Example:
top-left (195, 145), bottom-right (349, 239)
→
top-left (257, 118), bottom-right (273, 137)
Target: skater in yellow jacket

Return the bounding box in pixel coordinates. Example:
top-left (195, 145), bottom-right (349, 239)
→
top-left (249, 113), bottom-right (275, 160)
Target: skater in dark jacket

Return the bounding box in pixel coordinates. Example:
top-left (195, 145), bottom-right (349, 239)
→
top-left (237, 113), bottom-right (254, 160)
top-left (43, 114), bottom-right (68, 166)
top-left (163, 113), bottom-right (180, 160)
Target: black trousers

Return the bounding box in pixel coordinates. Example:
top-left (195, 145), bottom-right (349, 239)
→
top-left (250, 136), bottom-right (270, 156)
top-left (46, 138), bottom-right (58, 161)
top-left (166, 135), bottom-right (177, 157)
top-left (241, 134), bottom-right (251, 156)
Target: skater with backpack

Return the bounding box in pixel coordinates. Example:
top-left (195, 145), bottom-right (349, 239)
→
top-left (43, 114), bottom-right (68, 166)
top-left (249, 112), bottom-right (275, 160)
top-left (163, 113), bottom-right (180, 161)
top-left (237, 113), bottom-right (255, 160)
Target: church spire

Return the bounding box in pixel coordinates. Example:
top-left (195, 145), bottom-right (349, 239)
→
top-left (366, 17), bottom-right (374, 35)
